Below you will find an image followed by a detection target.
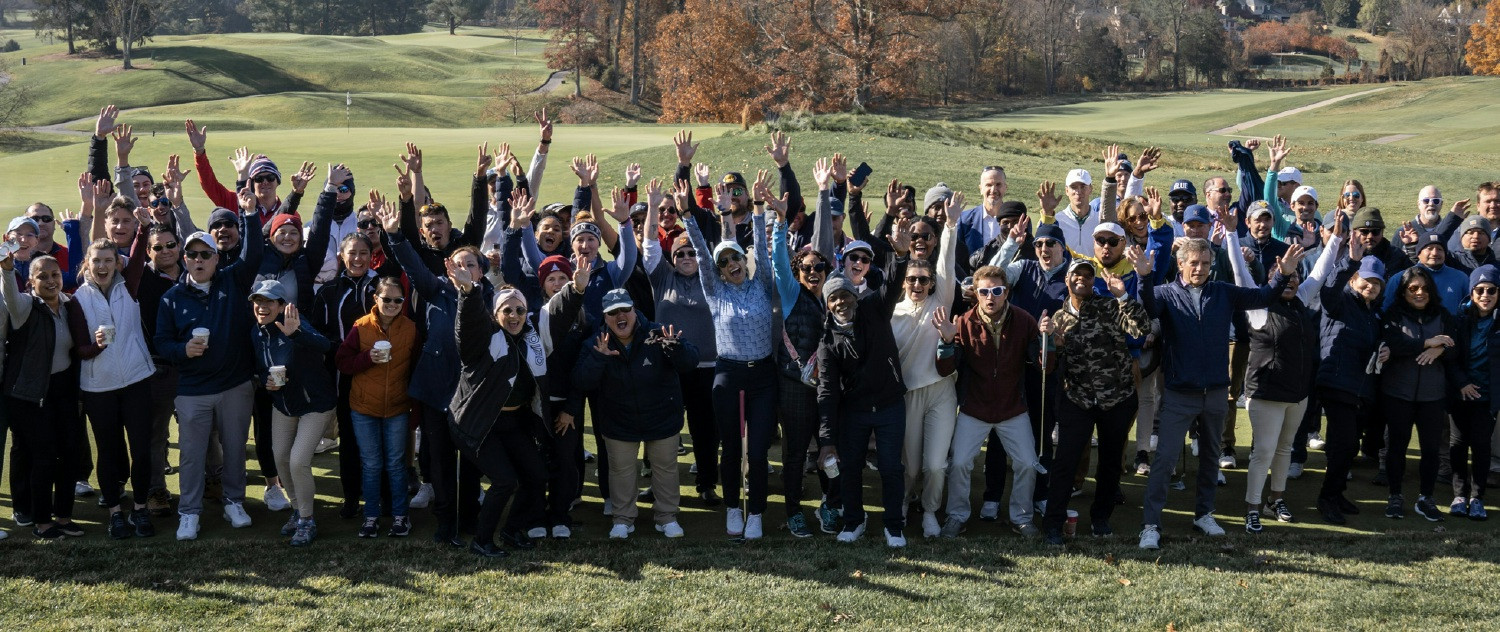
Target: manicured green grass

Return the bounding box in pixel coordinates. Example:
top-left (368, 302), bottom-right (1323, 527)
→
top-left (1232, 76), bottom-right (1500, 152)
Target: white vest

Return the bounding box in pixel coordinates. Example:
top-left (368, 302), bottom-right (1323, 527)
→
top-left (74, 274), bottom-right (156, 392)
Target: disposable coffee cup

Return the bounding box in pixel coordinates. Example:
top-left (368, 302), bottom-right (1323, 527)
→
top-left (822, 455), bottom-right (840, 479)
top-left (98, 325), bottom-right (116, 346)
top-left (269, 365), bottom-right (288, 387)
top-left (1064, 510), bottom-right (1079, 537)
top-left (372, 340), bottom-right (392, 364)
top-left (192, 327), bottom-right (210, 345)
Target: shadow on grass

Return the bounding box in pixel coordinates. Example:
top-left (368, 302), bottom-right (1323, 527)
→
top-left (148, 46), bottom-right (322, 96)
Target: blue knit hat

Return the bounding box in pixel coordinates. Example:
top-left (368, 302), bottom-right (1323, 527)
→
top-left (1034, 222), bottom-right (1065, 248)
top-left (1471, 264), bottom-right (1500, 290)
top-left (248, 157), bottom-right (281, 183)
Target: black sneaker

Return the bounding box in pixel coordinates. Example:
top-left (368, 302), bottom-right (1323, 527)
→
top-left (14, 512), bottom-right (32, 527)
top-left (1091, 522), bottom-right (1114, 537)
top-left (1317, 497), bottom-right (1346, 525)
top-left (389, 516), bottom-right (412, 537)
top-left (1413, 496), bottom-right (1444, 522)
top-left (56, 522), bottom-right (85, 537)
top-left (699, 489), bottom-right (722, 507)
top-left (1372, 469), bottom-right (1388, 486)
top-left (108, 512), bottom-right (132, 540)
top-left (130, 508), bottom-right (156, 537)
top-left (1385, 494), bottom-right (1405, 519)
top-left (638, 488), bottom-right (656, 504)
top-left (501, 530), bottom-right (536, 550)
top-left (1244, 510), bottom-right (1264, 534)
top-left (358, 517), bottom-right (380, 538)
top-left (1044, 526), bottom-right (1065, 546)
top-left (340, 501), bottom-right (360, 520)
top-left (433, 521), bottom-right (463, 547)
top-left (1336, 495), bottom-right (1360, 515)
top-left (32, 525), bottom-right (65, 539)
top-left (471, 539), bottom-right (508, 558)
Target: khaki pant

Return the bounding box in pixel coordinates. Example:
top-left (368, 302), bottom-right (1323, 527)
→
top-left (604, 436), bottom-right (680, 526)
top-left (1245, 398), bottom-right (1307, 506)
top-left (273, 408), bottom-right (333, 517)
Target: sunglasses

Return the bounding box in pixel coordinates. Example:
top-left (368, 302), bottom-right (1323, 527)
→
top-left (499, 306), bottom-right (527, 316)
top-left (379, 296), bottom-right (405, 304)
top-left (912, 232), bottom-right (935, 241)
top-left (905, 276), bottom-right (932, 286)
top-left (183, 250), bottom-right (215, 260)
top-left (674, 249), bottom-right (697, 259)
top-left (844, 253), bottom-right (872, 265)
top-left (210, 221), bottom-right (237, 231)
top-left (1356, 228), bottom-right (1381, 236)
top-left (1405, 285), bottom-right (1431, 294)
top-left (1124, 214), bottom-right (1148, 223)
top-left (1476, 286), bottom-right (1499, 296)
top-left (661, 206), bottom-right (679, 215)
top-left (1421, 197), bottom-right (1442, 205)
top-left (1169, 196), bottom-right (1194, 204)
top-left (975, 286), bottom-right (1006, 297)
top-left (1208, 187), bottom-right (1231, 194)
top-left (1094, 236), bottom-right (1122, 247)
top-left (150, 241), bottom-right (179, 252)
top-left (717, 252), bottom-right (744, 267)
top-left (730, 187), bottom-right (747, 197)
top-left (251, 174), bottom-right (278, 184)
top-left (151, 197), bottom-right (173, 208)
top-left (604, 307), bottom-right (630, 317)
top-left (358, 219), bottom-right (380, 229)
top-left (29, 215), bottom-right (54, 224)
top-left (337, 185), bottom-right (351, 194)
top-left (799, 262), bottom-right (828, 273)
top-left (1034, 238), bottom-right (1058, 248)
top-left (1344, 191), bottom-right (1363, 199)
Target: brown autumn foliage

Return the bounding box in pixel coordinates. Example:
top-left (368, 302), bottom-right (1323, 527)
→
top-left (647, 0), bottom-right (767, 122)
top-left (1467, 0), bottom-right (1500, 75)
top-left (1242, 21), bottom-right (1358, 62)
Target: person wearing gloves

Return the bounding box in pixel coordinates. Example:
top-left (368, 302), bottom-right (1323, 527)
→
top-left (817, 275), bottom-right (909, 547)
top-left (1450, 265), bottom-right (1500, 520)
top-left (1036, 249), bottom-right (1152, 544)
top-left (155, 187), bottom-right (265, 541)
top-left (573, 289), bottom-right (699, 540)
top-left (1134, 208), bottom-right (1306, 549)
top-left (334, 277), bottom-right (419, 539)
top-left (247, 280), bottom-right (336, 546)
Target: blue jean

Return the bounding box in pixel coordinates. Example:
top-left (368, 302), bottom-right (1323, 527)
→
top-left (352, 411), bottom-right (410, 518)
top-left (836, 401), bottom-right (906, 534)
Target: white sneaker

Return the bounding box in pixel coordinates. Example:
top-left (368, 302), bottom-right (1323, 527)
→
top-left (608, 523), bottom-right (634, 539)
top-left (836, 521), bottom-right (866, 543)
top-left (885, 527), bottom-right (907, 548)
top-left (0, 529), bottom-right (7, 540)
top-left (603, 500), bottom-right (615, 517)
top-left (1190, 439), bottom-right (1199, 456)
top-left (921, 512), bottom-right (940, 538)
top-left (408, 483), bottom-right (434, 509)
top-left (656, 521), bottom-right (685, 538)
top-left (1307, 432), bottom-right (1327, 451)
top-left (263, 484), bottom-right (290, 511)
top-left (223, 502), bottom-right (252, 528)
top-left (744, 513), bottom-right (764, 540)
top-left (551, 525), bottom-right (572, 539)
top-left (726, 508), bottom-right (745, 536)
top-left (314, 438), bottom-right (338, 454)
top-left (177, 514), bottom-right (200, 541)
top-left (1287, 463), bottom-right (1304, 479)
top-left (1218, 454), bottom-right (1237, 469)
top-left (1193, 514), bottom-right (1226, 536)
top-left (527, 527), bottom-right (547, 539)
top-left (979, 501), bottom-right (1001, 521)
top-left (1138, 524), bottom-right (1161, 550)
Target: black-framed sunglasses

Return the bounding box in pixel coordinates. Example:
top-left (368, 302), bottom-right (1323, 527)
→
top-left (1475, 286), bottom-right (1499, 296)
top-left (660, 206), bottom-right (679, 215)
top-left (717, 252), bottom-right (745, 267)
top-left (183, 250), bottom-right (215, 260)
top-left (357, 219), bottom-right (380, 229)
top-left (1169, 195), bottom-right (1194, 204)
top-left (150, 241), bottom-right (179, 252)
top-left (905, 276), bottom-right (932, 286)
top-left (1208, 187), bottom-right (1232, 194)
top-left (844, 253), bottom-right (872, 265)
top-left (251, 174), bottom-right (278, 184)
top-left (799, 262), bottom-right (828, 274)
top-left (1034, 238), bottom-right (1058, 248)
top-left (29, 214), bottom-right (54, 224)
top-left (673, 248), bottom-right (697, 259)
top-left (1094, 236), bottom-right (1121, 247)
top-left (210, 220), bottom-right (237, 231)
top-left (604, 307), bottom-right (631, 317)
top-left (976, 286), bottom-right (1006, 297)
top-left (911, 232), bottom-right (935, 241)
top-left (379, 296), bottom-right (406, 304)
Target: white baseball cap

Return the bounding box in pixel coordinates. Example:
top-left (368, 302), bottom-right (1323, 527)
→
top-left (1277, 167), bottom-right (1303, 183)
top-left (1291, 185), bottom-right (1318, 203)
top-left (1065, 169), bottom-right (1092, 187)
top-left (1093, 222), bottom-right (1125, 238)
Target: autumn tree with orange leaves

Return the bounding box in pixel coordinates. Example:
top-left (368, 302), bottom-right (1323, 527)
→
top-left (648, 0), bottom-right (766, 122)
top-left (1468, 0), bottom-right (1500, 75)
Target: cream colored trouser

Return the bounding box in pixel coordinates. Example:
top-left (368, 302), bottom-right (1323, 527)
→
top-left (902, 379), bottom-right (958, 513)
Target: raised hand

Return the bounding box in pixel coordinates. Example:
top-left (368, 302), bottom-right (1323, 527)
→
top-left (571, 154), bottom-right (599, 186)
top-left (1452, 198), bottom-right (1472, 218)
top-left (1134, 146), bottom-right (1161, 177)
top-left (475, 142), bottom-right (493, 177)
top-left (830, 153), bottom-right (848, 183)
top-left (402, 142), bottom-right (423, 174)
top-left (1398, 221), bottom-right (1418, 246)
top-left (283, 161), bottom-right (313, 194)
top-left (812, 157), bottom-right (832, 190)
top-left (370, 190), bottom-right (399, 232)
top-left (77, 172), bottom-right (94, 212)
top-left (763, 192), bottom-right (789, 221)
top-left (693, 162), bottom-right (711, 187)
top-left (494, 142), bottom-right (514, 175)
top-left (237, 186), bottom-right (256, 212)
top-left (274, 304), bottom-right (302, 336)
top-left (593, 332), bottom-right (619, 356)
top-left (625, 162), bottom-right (642, 188)
top-left (944, 191), bottom-right (965, 228)
top-left (1008, 213), bottom-right (1031, 243)
top-left (95, 104), bottom-right (119, 139)
top-left (891, 216), bottom-right (912, 255)
top-left (1103, 143), bottom-right (1122, 175)
top-left (1100, 266), bottom-right (1127, 297)
top-left (931, 306), bottom-right (958, 342)
top-left (672, 179), bottom-right (693, 213)
top-left (230, 146), bottom-right (253, 178)
top-left (327, 163), bottom-right (352, 189)
top-left (393, 163), bottom-right (413, 201)
top-left (510, 188), bottom-right (536, 230)
top-left (752, 168), bottom-right (773, 200)
top-left (674, 129), bottom-right (698, 165)
top-left (1125, 244), bottom-right (1153, 277)
top-left (185, 119), bottom-right (208, 153)
top-left (714, 183), bottom-right (733, 214)
top-left (1144, 187), bottom-right (1163, 220)
top-left (885, 179), bottom-right (908, 211)
top-left (133, 205), bottom-right (153, 227)
top-left (535, 108), bottom-right (554, 142)
top-left (1279, 244), bottom-right (1307, 275)
top-left (765, 130), bottom-right (790, 167)
top-left (112, 123), bottom-right (137, 162)
top-left (445, 257), bottom-right (475, 292)
top-left (1220, 207), bottom-right (1239, 233)
top-left (572, 253), bottom-right (594, 291)
top-left (645, 177), bottom-right (665, 212)
top-left (658, 324), bottom-right (683, 341)
top-left (608, 187), bottom-right (631, 223)
top-left (1268, 134), bottom-right (1290, 169)
top-left (1036, 181), bottom-right (1059, 217)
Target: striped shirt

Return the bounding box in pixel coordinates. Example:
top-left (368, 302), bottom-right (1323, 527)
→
top-left (683, 214), bottom-right (773, 362)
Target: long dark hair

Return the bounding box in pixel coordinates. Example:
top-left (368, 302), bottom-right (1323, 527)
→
top-left (1387, 266), bottom-right (1442, 322)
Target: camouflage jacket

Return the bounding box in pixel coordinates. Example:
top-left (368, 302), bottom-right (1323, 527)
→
top-left (1051, 294), bottom-right (1150, 409)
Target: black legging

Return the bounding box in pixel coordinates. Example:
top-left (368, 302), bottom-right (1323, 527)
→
top-left (251, 385), bottom-right (279, 481)
top-left (8, 371), bottom-right (84, 525)
top-left (1450, 399), bottom-right (1496, 500)
top-left (778, 375), bottom-right (833, 517)
top-left (81, 379), bottom-right (154, 509)
top-left (461, 409), bottom-right (548, 545)
top-left (536, 405), bottom-right (582, 529)
top-left (1318, 388), bottom-right (1367, 501)
top-left (1383, 395), bottom-right (1445, 498)
top-left (712, 359), bottom-right (778, 515)
top-left (1043, 394), bottom-right (1136, 530)
top-left (334, 381), bottom-right (360, 504)
top-left (421, 403), bottom-right (481, 530)
top-left (682, 367), bottom-right (719, 494)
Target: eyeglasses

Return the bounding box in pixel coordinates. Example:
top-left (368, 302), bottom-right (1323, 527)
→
top-left (844, 253), bottom-right (872, 265)
top-left (251, 174), bottom-right (278, 184)
top-left (29, 214), bottom-right (54, 223)
top-left (1421, 197), bottom-right (1442, 205)
top-left (905, 276), bottom-right (932, 286)
top-left (673, 249), bottom-right (697, 259)
top-left (1034, 238), bottom-right (1058, 248)
top-left (1343, 191), bottom-right (1363, 199)
top-left (1208, 187), bottom-right (1232, 194)
top-left (358, 219), bottom-right (380, 229)
top-left (499, 306), bottom-right (527, 316)
top-left (1475, 286), bottom-right (1499, 296)
top-left (975, 286), bottom-right (1007, 297)
top-left (1094, 235), bottom-right (1122, 247)
top-left (210, 221), bottom-right (237, 231)
top-left (716, 252), bottom-right (744, 267)
top-left (799, 262), bottom-right (828, 273)
top-left (604, 308), bottom-right (630, 317)
top-left (1405, 285), bottom-right (1430, 294)
top-left (183, 250), bottom-right (215, 260)
top-left (337, 185), bottom-right (351, 194)
top-left (911, 232), bottom-right (935, 241)
top-left (150, 241), bottom-right (179, 252)
top-left (379, 296), bottom-right (405, 304)
top-left (730, 187), bottom-right (747, 197)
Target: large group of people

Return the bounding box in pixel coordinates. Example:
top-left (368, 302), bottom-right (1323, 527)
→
top-left (3, 105), bottom-right (1500, 555)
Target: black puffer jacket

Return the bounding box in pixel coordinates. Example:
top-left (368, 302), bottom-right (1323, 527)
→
top-left (1380, 302), bottom-right (1461, 403)
top-left (1244, 296), bottom-right (1320, 403)
top-left (815, 291), bottom-right (907, 447)
top-left (572, 316), bottom-right (699, 442)
top-left (448, 286), bottom-right (548, 452)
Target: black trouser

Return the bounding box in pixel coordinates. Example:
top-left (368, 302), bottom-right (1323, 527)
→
top-left (7, 412), bottom-right (31, 518)
top-left (986, 362), bottom-right (1056, 503)
top-left (9, 372), bottom-right (84, 524)
top-left (1383, 395), bottom-right (1445, 498)
top-left (148, 365), bottom-right (179, 492)
top-left (251, 385), bottom-right (279, 481)
top-left (1043, 394), bottom-right (1137, 530)
top-left (712, 358), bottom-right (778, 515)
top-left (1291, 391), bottom-right (1320, 465)
top-left (335, 381), bottom-right (361, 503)
top-left (588, 397), bottom-right (613, 503)
top-left (1318, 388), bottom-right (1366, 501)
top-left (778, 375), bottom-right (833, 517)
top-left (422, 403), bottom-right (480, 529)
top-left (81, 380), bottom-right (154, 509)
top-left (836, 401), bottom-right (905, 533)
top-left (537, 402), bottom-right (581, 528)
top-left (1450, 399), bottom-right (1496, 499)
top-left (683, 367), bottom-right (719, 494)
top-left (462, 409), bottom-right (548, 544)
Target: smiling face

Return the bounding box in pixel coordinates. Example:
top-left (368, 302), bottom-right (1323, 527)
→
top-left (604, 306), bottom-right (636, 342)
top-left (1066, 265), bottom-right (1095, 299)
top-left (271, 224), bottom-right (302, 255)
top-left (1418, 243), bottom-right (1445, 269)
top-left (107, 206), bottom-right (138, 249)
top-left (87, 244), bottom-right (119, 285)
top-left (1341, 184), bottom-right (1365, 211)
top-left (1479, 188), bottom-right (1500, 223)
top-left (251, 296), bottom-right (282, 325)
top-left (251, 173), bottom-right (278, 200)
top-left (1119, 204), bottom-right (1149, 239)
top-left (717, 248), bottom-right (746, 285)
top-left (1169, 193), bottom-right (1195, 219)
top-left (1179, 248), bottom-right (1213, 287)
top-left (1417, 185), bottom-right (1442, 221)
top-left (148, 230), bottom-right (180, 270)
top-left (571, 231), bottom-right (599, 261)
top-left (1291, 195), bottom-right (1319, 222)
top-left (340, 236), bottom-right (371, 277)
top-left (1204, 177), bottom-right (1232, 209)
top-left (1474, 282), bottom-right (1498, 314)
top-left (1350, 274), bottom-right (1383, 304)
top-left (210, 217), bottom-right (240, 251)
top-left (29, 258), bottom-right (62, 301)
top-left (658, 203), bottom-right (680, 230)
top-left (980, 169), bottom-right (1007, 213)
top-left (357, 211), bottom-right (382, 249)
top-left (24, 204), bottom-right (55, 243)
top-left (496, 297), bottom-right (528, 335)
top-left (7, 224), bottom-right (39, 260)
top-left (910, 222), bottom-right (936, 259)
top-left (1248, 212), bottom-right (1273, 240)
top-left (542, 270), bottom-right (569, 298)
top-left (826, 289), bottom-right (857, 322)
top-left (132, 174), bottom-right (153, 203)
top-left (1354, 227), bottom-right (1382, 251)
top-left (672, 242), bottom-right (698, 276)
top-left (796, 252), bottom-right (826, 294)
top-left (376, 284), bottom-right (404, 320)
top-left (843, 250), bottom-right (871, 284)
top-left (904, 265), bottom-right (933, 302)
top-left (537, 216), bottom-right (565, 252)
top-left (1403, 276), bottom-right (1431, 310)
